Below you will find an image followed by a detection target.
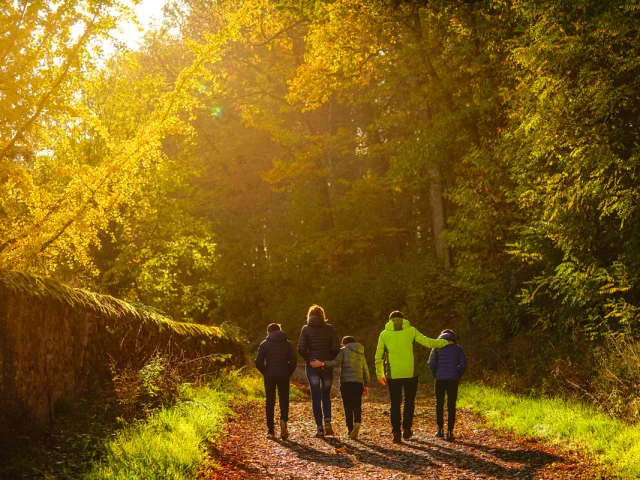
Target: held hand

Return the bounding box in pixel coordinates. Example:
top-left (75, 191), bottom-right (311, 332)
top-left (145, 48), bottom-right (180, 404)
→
top-left (309, 359), bottom-right (322, 368)
top-left (448, 340), bottom-right (454, 344)
top-left (363, 387), bottom-right (369, 396)
top-left (378, 377), bottom-right (387, 387)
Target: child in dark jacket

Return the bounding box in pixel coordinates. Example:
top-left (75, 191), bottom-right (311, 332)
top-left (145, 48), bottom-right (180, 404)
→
top-left (255, 323), bottom-right (297, 440)
top-left (428, 329), bottom-right (467, 441)
top-left (310, 336), bottom-right (370, 440)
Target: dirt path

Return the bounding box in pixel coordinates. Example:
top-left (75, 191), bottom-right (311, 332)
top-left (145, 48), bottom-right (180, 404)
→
top-left (198, 368), bottom-right (609, 479)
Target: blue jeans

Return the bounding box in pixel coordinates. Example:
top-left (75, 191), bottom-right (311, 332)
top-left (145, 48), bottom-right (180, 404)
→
top-left (305, 365), bottom-right (334, 427)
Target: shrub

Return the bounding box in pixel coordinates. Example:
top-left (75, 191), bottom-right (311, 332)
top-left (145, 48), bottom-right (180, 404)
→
top-left (110, 352), bottom-right (233, 421)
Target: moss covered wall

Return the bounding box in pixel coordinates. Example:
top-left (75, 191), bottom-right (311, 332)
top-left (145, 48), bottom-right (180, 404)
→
top-left (0, 271), bottom-right (245, 423)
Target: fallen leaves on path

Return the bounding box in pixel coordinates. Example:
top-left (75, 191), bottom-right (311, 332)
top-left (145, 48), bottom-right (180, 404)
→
top-left (198, 368), bottom-right (610, 480)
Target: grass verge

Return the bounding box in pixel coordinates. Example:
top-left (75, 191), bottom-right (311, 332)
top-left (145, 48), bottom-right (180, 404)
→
top-left (459, 383), bottom-right (640, 478)
top-left (88, 369), bottom-right (306, 480)
top-left (88, 370), bottom-right (257, 480)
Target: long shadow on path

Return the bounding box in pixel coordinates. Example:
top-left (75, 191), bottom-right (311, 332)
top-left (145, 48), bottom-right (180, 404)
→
top-left (281, 439), bottom-right (356, 468)
top-left (281, 435), bottom-right (439, 476)
top-left (454, 439), bottom-right (561, 467)
top-left (324, 436), bottom-right (436, 475)
top-left (406, 438), bottom-right (561, 479)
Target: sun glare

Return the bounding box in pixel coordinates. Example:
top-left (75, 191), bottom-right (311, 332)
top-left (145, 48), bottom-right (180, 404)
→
top-left (110, 0), bottom-right (167, 50)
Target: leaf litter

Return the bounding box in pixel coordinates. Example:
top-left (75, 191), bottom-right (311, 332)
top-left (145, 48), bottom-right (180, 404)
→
top-left (199, 367), bottom-right (611, 480)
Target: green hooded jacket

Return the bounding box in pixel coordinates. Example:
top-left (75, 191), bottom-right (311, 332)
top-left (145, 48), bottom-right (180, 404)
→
top-left (375, 318), bottom-right (448, 380)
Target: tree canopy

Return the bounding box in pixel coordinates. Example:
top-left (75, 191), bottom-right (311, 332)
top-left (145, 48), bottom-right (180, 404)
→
top-left (3, 0), bottom-right (640, 401)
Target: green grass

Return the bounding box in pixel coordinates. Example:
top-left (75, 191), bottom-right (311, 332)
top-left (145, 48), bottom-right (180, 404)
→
top-left (88, 370), bottom-right (305, 479)
top-left (88, 371), bottom-right (266, 480)
top-left (232, 372), bottom-right (307, 402)
top-left (459, 383), bottom-right (640, 478)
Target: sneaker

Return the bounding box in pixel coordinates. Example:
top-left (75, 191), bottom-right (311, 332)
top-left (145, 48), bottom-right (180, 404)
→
top-left (280, 420), bottom-right (289, 440)
top-left (435, 428), bottom-right (444, 438)
top-left (349, 422), bottom-right (361, 440)
top-left (267, 431), bottom-right (275, 439)
top-left (315, 427), bottom-right (325, 438)
top-left (393, 431), bottom-right (402, 444)
top-left (324, 423), bottom-right (334, 436)
top-left (446, 430), bottom-right (456, 441)
top-left (403, 429), bottom-right (413, 440)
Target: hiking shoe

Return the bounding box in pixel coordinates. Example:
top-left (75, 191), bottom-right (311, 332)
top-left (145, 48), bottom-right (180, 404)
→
top-left (315, 427), bottom-right (325, 438)
top-left (324, 423), bottom-right (334, 436)
top-left (435, 428), bottom-right (444, 438)
top-left (403, 429), bottom-right (413, 440)
top-left (280, 420), bottom-right (289, 440)
top-left (446, 430), bottom-right (456, 441)
top-left (267, 431), bottom-right (275, 439)
top-left (349, 423), bottom-right (361, 440)
top-left (393, 431), bottom-right (402, 444)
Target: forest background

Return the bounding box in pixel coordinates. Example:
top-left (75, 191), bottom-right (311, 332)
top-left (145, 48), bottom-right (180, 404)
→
top-left (2, 0), bottom-right (640, 420)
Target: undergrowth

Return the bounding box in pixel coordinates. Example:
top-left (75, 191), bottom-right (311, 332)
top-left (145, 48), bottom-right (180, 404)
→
top-left (89, 368), bottom-right (302, 479)
top-left (89, 371), bottom-right (245, 479)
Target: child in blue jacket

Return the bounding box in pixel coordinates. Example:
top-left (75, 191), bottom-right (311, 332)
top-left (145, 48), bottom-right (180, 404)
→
top-left (428, 329), bottom-right (467, 441)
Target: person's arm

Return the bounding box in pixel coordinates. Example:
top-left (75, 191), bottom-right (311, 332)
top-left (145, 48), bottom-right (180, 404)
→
top-left (428, 348), bottom-right (438, 378)
top-left (363, 355), bottom-right (370, 387)
top-left (414, 329), bottom-right (448, 349)
top-left (297, 327), bottom-right (308, 361)
top-left (288, 342), bottom-right (297, 377)
top-left (254, 342), bottom-right (267, 376)
top-left (458, 347), bottom-right (468, 379)
top-left (375, 333), bottom-right (386, 384)
top-left (321, 349), bottom-right (343, 368)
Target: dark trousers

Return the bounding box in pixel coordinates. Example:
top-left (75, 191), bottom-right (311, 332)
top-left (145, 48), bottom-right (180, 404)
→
top-left (340, 382), bottom-right (364, 432)
top-left (387, 376), bottom-right (419, 433)
top-left (306, 366), bottom-right (334, 427)
top-left (264, 375), bottom-right (289, 433)
top-left (435, 379), bottom-right (459, 431)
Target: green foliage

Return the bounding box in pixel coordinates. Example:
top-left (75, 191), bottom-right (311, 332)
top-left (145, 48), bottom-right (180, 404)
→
top-left (467, 0), bottom-right (640, 338)
top-left (6, 0), bottom-right (640, 421)
top-left (139, 356), bottom-right (168, 402)
top-left (109, 352), bottom-right (241, 422)
top-left (0, 270), bottom-right (233, 339)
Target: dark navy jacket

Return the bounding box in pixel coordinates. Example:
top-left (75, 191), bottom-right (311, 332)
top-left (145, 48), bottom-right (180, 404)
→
top-left (255, 330), bottom-right (297, 377)
top-left (297, 315), bottom-right (340, 364)
top-left (428, 332), bottom-right (467, 381)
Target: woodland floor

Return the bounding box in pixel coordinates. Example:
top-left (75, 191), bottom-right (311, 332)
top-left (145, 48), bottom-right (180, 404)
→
top-left (198, 367), bottom-right (612, 480)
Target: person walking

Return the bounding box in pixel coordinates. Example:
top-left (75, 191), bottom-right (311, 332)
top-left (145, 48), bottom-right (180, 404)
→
top-left (428, 329), bottom-right (467, 441)
top-left (310, 335), bottom-right (370, 440)
top-left (298, 305), bottom-right (340, 437)
top-left (375, 311), bottom-right (449, 443)
top-left (255, 323), bottom-right (297, 440)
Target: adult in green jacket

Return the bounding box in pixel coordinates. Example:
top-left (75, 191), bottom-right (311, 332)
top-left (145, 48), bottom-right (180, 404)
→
top-left (375, 311), bottom-right (448, 443)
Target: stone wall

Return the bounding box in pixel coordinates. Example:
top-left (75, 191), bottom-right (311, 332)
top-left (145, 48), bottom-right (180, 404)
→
top-left (0, 271), bottom-right (245, 423)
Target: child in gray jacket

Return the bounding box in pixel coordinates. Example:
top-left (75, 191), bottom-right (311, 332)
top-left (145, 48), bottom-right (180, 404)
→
top-left (310, 336), bottom-right (369, 439)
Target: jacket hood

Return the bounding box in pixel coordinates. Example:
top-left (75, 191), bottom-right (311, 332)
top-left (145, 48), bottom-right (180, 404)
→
top-left (438, 332), bottom-right (456, 342)
top-left (385, 318), bottom-right (410, 331)
top-left (344, 342), bottom-right (365, 354)
top-left (267, 330), bottom-right (288, 342)
top-left (307, 315), bottom-right (325, 327)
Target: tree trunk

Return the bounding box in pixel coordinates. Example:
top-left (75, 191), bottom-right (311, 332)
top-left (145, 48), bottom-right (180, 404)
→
top-left (429, 164), bottom-right (451, 268)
